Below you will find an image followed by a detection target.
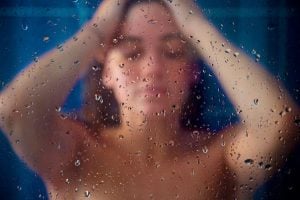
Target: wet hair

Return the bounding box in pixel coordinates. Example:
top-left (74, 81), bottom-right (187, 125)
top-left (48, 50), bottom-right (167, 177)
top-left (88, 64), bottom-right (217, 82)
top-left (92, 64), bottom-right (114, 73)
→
top-left (81, 0), bottom-right (204, 134)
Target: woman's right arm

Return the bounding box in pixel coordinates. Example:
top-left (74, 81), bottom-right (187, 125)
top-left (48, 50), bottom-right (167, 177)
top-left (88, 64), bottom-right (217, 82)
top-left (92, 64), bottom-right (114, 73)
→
top-left (0, 0), bottom-right (127, 181)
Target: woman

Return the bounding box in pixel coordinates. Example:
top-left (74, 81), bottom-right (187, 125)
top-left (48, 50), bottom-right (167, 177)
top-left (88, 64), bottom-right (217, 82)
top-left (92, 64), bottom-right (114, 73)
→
top-left (0, 0), bottom-right (298, 199)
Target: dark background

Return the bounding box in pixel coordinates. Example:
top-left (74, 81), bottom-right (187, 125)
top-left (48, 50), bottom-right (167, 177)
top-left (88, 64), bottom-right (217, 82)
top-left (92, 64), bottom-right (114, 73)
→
top-left (0, 0), bottom-right (299, 199)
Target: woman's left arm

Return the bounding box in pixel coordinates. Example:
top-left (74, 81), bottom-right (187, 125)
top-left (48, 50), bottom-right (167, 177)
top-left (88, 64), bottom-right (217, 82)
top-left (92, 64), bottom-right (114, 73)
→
top-left (164, 0), bottom-right (299, 194)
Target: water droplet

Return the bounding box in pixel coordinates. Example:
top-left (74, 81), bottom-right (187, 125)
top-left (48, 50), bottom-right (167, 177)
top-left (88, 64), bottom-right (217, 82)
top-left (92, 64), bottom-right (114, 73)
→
top-left (253, 98), bottom-right (259, 105)
top-left (17, 185), bottom-right (22, 191)
top-left (147, 19), bottom-right (158, 24)
top-left (113, 38), bottom-right (118, 44)
top-left (74, 159), bottom-right (81, 167)
top-left (65, 178), bottom-right (70, 184)
top-left (95, 94), bottom-right (103, 103)
top-left (168, 140), bottom-right (175, 146)
top-left (189, 10), bottom-right (193, 15)
top-left (43, 36), bottom-right (50, 42)
top-left (155, 161), bottom-right (160, 168)
top-left (55, 106), bottom-right (61, 112)
top-left (294, 118), bottom-right (300, 127)
top-left (267, 25), bottom-right (276, 31)
top-left (118, 135), bottom-right (124, 139)
top-left (24, 103), bottom-right (31, 109)
top-left (265, 164), bottom-right (272, 171)
top-left (21, 24), bottom-right (28, 31)
top-left (202, 146), bottom-right (208, 154)
top-left (84, 190), bottom-right (91, 198)
top-left (234, 52), bottom-right (239, 57)
top-left (99, 42), bottom-right (105, 47)
top-left (92, 65), bottom-right (100, 71)
top-left (244, 158), bottom-right (254, 165)
top-left (286, 107), bottom-right (292, 112)
top-left (57, 44), bottom-right (63, 50)
top-left (34, 57), bottom-right (39, 63)
top-left (279, 136), bottom-right (284, 141)
top-left (258, 161), bottom-right (264, 168)
top-left (221, 140), bottom-right (226, 147)
top-left (225, 49), bottom-right (231, 53)
top-left (60, 114), bottom-right (68, 120)
top-left (119, 63), bottom-right (125, 68)
top-left (191, 169), bottom-right (195, 176)
top-left (279, 111), bottom-right (286, 117)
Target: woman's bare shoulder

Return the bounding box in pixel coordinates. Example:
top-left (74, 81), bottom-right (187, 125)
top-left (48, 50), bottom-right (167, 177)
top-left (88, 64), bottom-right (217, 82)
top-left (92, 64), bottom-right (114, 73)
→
top-left (179, 128), bottom-right (220, 149)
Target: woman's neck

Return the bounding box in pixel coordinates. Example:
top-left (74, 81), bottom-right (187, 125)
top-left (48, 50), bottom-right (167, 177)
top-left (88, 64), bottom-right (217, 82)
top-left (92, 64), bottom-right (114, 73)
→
top-left (112, 109), bottom-right (183, 162)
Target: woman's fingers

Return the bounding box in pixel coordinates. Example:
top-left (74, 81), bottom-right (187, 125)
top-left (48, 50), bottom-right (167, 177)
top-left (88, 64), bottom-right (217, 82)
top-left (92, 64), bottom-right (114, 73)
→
top-left (163, 0), bottom-right (199, 15)
top-left (163, 0), bottom-right (204, 32)
top-left (86, 0), bottom-right (130, 63)
top-left (89, 0), bottom-right (129, 41)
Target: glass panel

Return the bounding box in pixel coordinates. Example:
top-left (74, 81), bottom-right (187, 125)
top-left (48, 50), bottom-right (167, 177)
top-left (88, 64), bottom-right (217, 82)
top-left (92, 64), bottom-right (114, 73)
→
top-left (0, 0), bottom-right (299, 199)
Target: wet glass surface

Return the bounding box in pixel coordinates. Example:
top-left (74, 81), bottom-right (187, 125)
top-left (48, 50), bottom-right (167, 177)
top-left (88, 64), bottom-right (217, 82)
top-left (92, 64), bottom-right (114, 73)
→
top-left (0, 0), bottom-right (299, 199)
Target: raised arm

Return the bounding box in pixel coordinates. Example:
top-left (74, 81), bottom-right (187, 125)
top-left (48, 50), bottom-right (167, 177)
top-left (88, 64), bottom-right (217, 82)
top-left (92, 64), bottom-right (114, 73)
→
top-left (164, 0), bottom-right (299, 197)
top-left (0, 0), bottom-right (127, 181)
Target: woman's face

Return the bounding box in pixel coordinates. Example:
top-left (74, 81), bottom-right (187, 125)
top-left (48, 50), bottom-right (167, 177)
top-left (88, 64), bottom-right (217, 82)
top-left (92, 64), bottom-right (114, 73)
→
top-left (104, 2), bottom-right (196, 116)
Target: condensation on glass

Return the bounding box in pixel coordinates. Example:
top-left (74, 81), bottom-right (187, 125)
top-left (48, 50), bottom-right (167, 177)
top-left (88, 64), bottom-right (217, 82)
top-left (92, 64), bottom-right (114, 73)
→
top-left (0, 0), bottom-right (299, 199)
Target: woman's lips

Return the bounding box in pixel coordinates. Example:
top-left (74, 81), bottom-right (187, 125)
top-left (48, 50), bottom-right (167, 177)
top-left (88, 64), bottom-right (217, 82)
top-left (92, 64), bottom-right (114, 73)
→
top-left (140, 87), bottom-right (167, 95)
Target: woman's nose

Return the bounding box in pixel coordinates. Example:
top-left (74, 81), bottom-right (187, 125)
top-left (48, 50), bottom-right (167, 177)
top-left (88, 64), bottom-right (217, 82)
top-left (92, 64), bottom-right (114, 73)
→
top-left (141, 52), bottom-right (164, 81)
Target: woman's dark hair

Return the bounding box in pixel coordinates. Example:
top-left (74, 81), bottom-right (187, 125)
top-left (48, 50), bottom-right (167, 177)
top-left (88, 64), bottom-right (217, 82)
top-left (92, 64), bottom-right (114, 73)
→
top-left (81, 0), bottom-right (205, 134)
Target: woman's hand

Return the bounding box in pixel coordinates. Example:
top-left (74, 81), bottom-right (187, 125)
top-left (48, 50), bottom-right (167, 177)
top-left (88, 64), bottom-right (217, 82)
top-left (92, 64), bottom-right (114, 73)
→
top-left (88, 0), bottom-right (130, 62)
top-left (163, 0), bottom-right (206, 40)
top-left (163, 0), bottom-right (213, 59)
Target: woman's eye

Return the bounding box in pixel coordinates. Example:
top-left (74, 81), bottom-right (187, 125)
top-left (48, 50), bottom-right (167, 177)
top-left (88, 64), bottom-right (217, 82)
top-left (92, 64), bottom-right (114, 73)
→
top-left (125, 51), bottom-right (142, 61)
top-left (164, 49), bottom-right (185, 59)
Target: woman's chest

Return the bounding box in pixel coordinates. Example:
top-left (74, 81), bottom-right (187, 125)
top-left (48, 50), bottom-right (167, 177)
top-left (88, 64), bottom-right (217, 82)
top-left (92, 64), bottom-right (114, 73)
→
top-left (49, 149), bottom-right (234, 200)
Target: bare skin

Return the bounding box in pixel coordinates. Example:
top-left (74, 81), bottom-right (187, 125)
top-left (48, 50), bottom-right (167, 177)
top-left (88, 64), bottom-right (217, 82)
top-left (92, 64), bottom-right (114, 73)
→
top-left (0, 0), bottom-right (299, 199)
